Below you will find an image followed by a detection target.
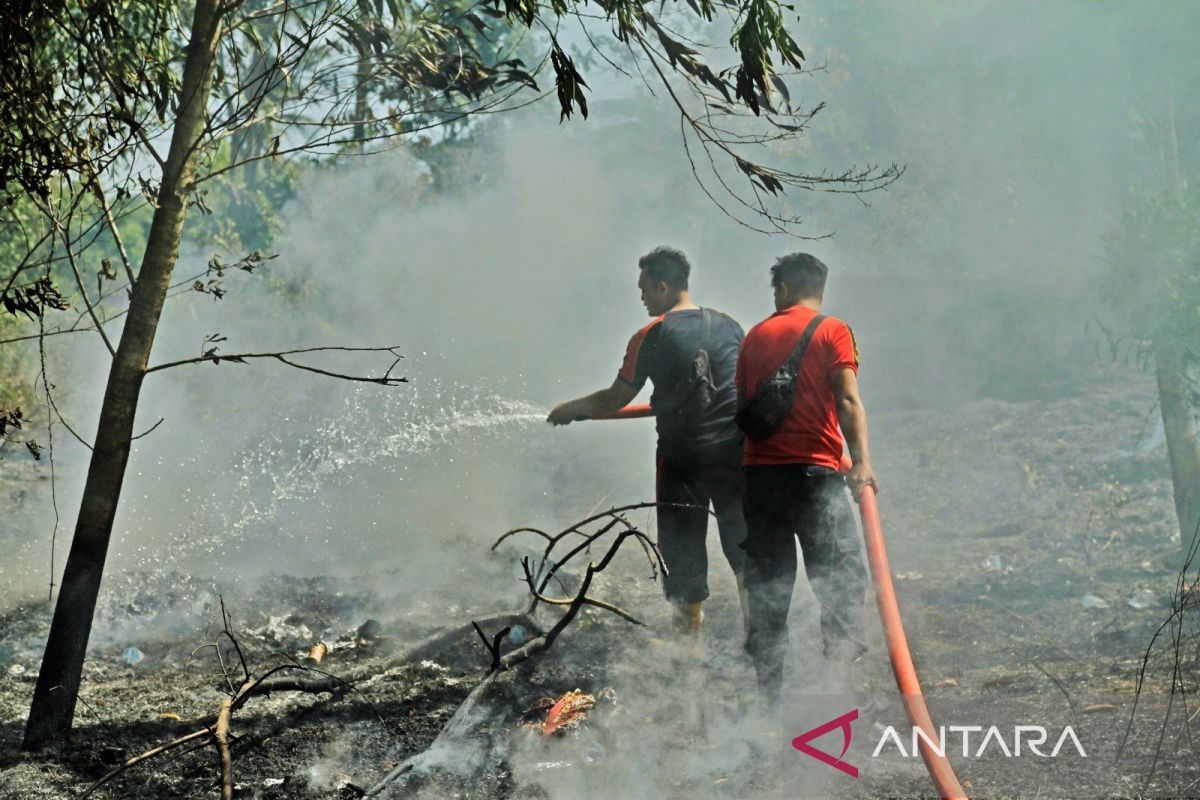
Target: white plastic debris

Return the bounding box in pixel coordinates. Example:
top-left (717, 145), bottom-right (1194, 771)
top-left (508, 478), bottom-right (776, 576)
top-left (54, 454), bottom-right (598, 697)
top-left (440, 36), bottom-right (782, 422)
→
top-left (121, 646), bottom-right (144, 666)
top-left (1081, 594), bottom-right (1109, 609)
top-left (981, 555), bottom-right (1003, 573)
top-left (8, 664), bottom-right (26, 676)
top-left (263, 778), bottom-right (285, 788)
top-left (1129, 589), bottom-right (1156, 610)
top-left (264, 615), bottom-right (313, 642)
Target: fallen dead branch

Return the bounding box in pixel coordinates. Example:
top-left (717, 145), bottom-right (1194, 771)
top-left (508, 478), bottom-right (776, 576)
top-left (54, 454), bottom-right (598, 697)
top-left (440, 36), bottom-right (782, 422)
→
top-left (521, 555), bottom-right (645, 626)
top-left (214, 691), bottom-right (236, 800)
top-left (365, 512), bottom-right (664, 798)
top-left (393, 611), bottom-right (536, 668)
top-left (80, 606), bottom-right (358, 799)
top-left (363, 670), bottom-right (504, 797)
top-left (80, 669), bottom-right (330, 799)
top-left (80, 728), bottom-right (215, 798)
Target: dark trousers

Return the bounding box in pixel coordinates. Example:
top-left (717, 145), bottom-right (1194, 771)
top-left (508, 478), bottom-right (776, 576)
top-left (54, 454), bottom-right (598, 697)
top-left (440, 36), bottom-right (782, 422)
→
top-left (742, 464), bottom-right (868, 694)
top-left (656, 439), bottom-right (748, 603)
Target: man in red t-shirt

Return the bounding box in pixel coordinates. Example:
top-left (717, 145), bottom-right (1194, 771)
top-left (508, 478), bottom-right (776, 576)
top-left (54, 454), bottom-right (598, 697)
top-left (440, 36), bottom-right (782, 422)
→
top-left (735, 253), bottom-right (878, 700)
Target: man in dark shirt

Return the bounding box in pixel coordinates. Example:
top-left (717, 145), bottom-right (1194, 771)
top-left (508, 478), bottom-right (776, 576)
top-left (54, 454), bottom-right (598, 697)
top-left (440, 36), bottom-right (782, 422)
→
top-left (548, 246), bottom-right (748, 643)
top-left (735, 252), bottom-right (877, 700)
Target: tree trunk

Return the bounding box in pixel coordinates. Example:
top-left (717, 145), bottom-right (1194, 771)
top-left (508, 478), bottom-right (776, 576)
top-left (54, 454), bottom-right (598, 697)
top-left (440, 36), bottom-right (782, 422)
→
top-left (23, 0), bottom-right (225, 751)
top-left (1155, 336), bottom-right (1200, 568)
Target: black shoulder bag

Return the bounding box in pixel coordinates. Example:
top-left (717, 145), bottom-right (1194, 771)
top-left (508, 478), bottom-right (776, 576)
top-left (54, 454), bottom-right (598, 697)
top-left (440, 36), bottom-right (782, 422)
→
top-left (735, 314), bottom-right (826, 441)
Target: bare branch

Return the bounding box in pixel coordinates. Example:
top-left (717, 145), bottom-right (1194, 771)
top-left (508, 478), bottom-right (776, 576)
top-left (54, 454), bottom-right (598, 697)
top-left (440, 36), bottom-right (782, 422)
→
top-left (145, 345), bottom-right (407, 385)
top-left (130, 417), bottom-right (165, 442)
top-left (531, 502), bottom-right (683, 601)
top-left (36, 327), bottom-right (95, 452)
top-left (521, 554), bottom-right (646, 626)
top-left (58, 223), bottom-right (115, 357)
top-left (87, 174), bottom-right (137, 286)
top-left (80, 728), bottom-right (215, 799)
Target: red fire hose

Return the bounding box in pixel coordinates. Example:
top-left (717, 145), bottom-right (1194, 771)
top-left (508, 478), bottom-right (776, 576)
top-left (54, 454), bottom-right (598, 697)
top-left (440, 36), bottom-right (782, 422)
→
top-left (591, 405), bottom-right (968, 800)
top-left (859, 483), bottom-right (967, 799)
top-left (587, 403), bottom-right (655, 420)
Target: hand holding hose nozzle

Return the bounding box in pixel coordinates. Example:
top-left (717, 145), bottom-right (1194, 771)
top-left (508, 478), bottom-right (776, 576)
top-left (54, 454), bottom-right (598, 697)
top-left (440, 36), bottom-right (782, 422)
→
top-left (546, 401), bottom-right (579, 426)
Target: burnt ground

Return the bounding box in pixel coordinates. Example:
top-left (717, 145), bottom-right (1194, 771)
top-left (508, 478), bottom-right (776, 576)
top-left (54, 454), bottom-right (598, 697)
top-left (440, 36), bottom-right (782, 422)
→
top-left (2, 366), bottom-right (1200, 799)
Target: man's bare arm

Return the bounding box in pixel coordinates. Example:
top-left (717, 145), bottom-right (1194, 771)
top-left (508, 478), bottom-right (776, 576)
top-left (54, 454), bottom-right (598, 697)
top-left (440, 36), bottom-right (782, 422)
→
top-left (830, 366), bottom-right (878, 500)
top-left (547, 378), bottom-right (639, 426)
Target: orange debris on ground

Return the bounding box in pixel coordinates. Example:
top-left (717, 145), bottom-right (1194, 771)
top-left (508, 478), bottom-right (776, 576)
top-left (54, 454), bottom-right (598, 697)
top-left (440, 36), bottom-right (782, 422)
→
top-left (528, 690), bottom-right (596, 736)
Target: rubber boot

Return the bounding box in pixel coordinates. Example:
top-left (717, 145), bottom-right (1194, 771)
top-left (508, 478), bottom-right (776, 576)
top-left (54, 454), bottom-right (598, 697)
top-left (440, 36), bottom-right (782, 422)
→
top-left (672, 600), bottom-right (704, 655)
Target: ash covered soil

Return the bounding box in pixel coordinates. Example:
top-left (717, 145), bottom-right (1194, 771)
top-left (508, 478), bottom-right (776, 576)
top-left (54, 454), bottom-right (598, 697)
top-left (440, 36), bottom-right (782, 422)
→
top-left (2, 367), bottom-right (1198, 799)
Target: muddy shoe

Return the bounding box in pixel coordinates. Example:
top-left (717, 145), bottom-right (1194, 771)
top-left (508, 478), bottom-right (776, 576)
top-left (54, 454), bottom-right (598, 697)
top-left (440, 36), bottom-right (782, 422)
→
top-left (671, 601), bottom-right (704, 656)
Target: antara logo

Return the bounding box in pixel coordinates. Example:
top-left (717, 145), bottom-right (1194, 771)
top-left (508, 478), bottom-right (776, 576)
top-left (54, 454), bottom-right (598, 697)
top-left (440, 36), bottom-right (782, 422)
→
top-left (871, 724), bottom-right (1087, 759)
top-left (793, 709), bottom-right (1088, 778)
top-left (791, 708), bottom-right (859, 778)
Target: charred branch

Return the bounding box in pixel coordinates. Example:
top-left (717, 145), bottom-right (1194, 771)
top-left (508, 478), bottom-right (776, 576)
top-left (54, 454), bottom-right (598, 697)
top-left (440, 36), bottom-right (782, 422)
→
top-left (521, 553), bottom-right (646, 627)
top-left (363, 671), bottom-right (503, 798)
top-left (472, 621), bottom-right (513, 672)
top-left (366, 508), bottom-right (662, 797)
top-left (511, 502), bottom-right (702, 608)
top-left (395, 611), bottom-right (538, 668)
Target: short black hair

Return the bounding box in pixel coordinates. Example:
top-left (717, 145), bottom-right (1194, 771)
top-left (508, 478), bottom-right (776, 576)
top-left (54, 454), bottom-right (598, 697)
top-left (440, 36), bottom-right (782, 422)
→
top-left (638, 246), bottom-right (691, 290)
top-left (770, 253), bottom-right (828, 298)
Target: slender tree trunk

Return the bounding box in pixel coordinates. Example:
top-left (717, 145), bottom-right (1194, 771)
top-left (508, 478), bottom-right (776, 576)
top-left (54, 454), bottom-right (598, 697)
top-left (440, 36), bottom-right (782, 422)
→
top-left (23, 0), bottom-right (225, 751)
top-left (1155, 336), bottom-right (1200, 568)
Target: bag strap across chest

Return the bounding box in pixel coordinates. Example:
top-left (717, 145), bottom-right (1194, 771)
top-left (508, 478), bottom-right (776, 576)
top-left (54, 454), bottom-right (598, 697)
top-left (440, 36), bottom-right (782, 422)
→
top-left (781, 313), bottom-right (826, 375)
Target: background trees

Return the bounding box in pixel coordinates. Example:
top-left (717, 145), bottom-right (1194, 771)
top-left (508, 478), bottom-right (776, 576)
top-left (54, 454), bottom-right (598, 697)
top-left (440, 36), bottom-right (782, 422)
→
top-left (1094, 2), bottom-right (1200, 566)
top-left (1103, 134), bottom-right (1200, 567)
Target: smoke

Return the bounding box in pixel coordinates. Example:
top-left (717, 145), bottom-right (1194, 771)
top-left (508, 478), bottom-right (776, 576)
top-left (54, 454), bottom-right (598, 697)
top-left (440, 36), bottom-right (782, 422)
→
top-left (1, 16), bottom-right (1189, 789)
